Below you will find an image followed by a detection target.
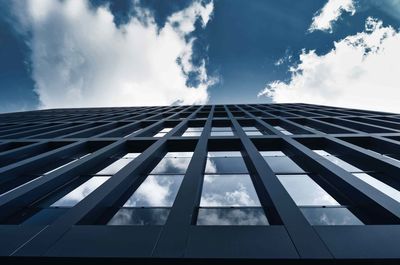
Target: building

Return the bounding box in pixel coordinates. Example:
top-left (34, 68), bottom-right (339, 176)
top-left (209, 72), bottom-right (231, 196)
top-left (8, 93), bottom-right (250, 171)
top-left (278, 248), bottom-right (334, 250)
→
top-left (0, 103), bottom-right (400, 264)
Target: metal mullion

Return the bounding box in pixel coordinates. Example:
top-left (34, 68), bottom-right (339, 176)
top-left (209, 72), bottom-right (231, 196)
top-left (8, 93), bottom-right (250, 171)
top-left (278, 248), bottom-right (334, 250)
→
top-left (60, 122), bottom-right (121, 139)
top-left (93, 107), bottom-right (171, 138)
top-left (128, 106), bottom-right (189, 138)
top-left (26, 123), bottom-right (96, 139)
top-left (152, 106), bottom-right (214, 257)
top-left (249, 105), bottom-right (323, 135)
top-left (11, 105), bottom-right (203, 256)
top-left (224, 105), bottom-right (332, 259)
top-left (334, 117), bottom-right (400, 133)
top-left (0, 123), bottom-right (69, 139)
top-left (281, 136), bottom-right (400, 221)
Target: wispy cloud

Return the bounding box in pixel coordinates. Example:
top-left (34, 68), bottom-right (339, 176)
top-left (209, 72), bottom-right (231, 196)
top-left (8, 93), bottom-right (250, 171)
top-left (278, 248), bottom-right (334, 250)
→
top-left (260, 17), bottom-right (400, 113)
top-left (309, 0), bottom-right (355, 33)
top-left (10, 0), bottom-right (215, 109)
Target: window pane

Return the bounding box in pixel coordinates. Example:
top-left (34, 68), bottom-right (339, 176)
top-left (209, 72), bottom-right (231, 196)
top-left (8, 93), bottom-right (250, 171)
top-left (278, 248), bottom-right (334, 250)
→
top-left (212, 127), bottom-right (232, 131)
top-left (185, 127), bottom-right (203, 132)
top-left (123, 175), bottom-right (184, 207)
top-left (150, 157), bottom-right (192, 174)
top-left (51, 177), bottom-right (109, 207)
top-left (245, 131), bottom-right (263, 136)
top-left (274, 126), bottom-right (293, 135)
top-left (207, 151), bottom-right (241, 157)
top-left (210, 131), bottom-right (234, 136)
top-left (315, 152), bottom-right (362, 172)
top-left (353, 173), bottom-right (400, 203)
top-left (108, 208), bottom-right (170, 225)
top-left (205, 157), bottom-right (248, 174)
top-left (96, 158), bottom-right (134, 175)
top-left (164, 152), bottom-right (194, 158)
top-left (182, 131), bottom-right (202, 137)
top-left (263, 156), bottom-right (304, 173)
top-left (121, 153), bottom-right (140, 159)
top-left (197, 208), bottom-right (269, 225)
top-left (200, 174), bottom-right (261, 206)
top-left (277, 175), bottom-right (339, 206)
top-left (300, 207), bottom-right (363, 225)
top-left (242, 126), bottom-right (258, 131)
top-left (260, 151), bottom-right (285, 157)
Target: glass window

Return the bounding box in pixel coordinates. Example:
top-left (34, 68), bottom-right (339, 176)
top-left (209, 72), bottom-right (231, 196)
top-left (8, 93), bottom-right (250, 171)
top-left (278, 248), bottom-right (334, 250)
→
top-left (108, 208), bottom-right (170, 225)
top-left (154, 128), bottom-right (173, 137)
top-left (200, 174), bottom-right (261, 206)
top-left (211, 127), bottom-right (234, 136)
top-left (164, 152), bottom-right (193, 158)
top-left (300, 207), bottom-right (363, 225)
top-left (51, 176), bottom-right (110, 207)
top-left (242, 126), bottom-right (263, 136)
top-left (313, 150), bottom-right (363, 172)
top-left (197, 208), bottom-right (269, 225)
top-left (107, 151), bottom-right (192, 226)
top-left (353, 173), bottom-right (400, 203)
top-left (277, 174), bottom-right (339, 206)
top-left (208, 151), bottom-right (241, 157)
top-left (260, 151), bottom-right (285, 157)
top-left (96, 153), bottom-right (140, 175)
top-left (182, 131), bottom-right (202, 137)
top-left (274, 126), bottom-right (293, 135)
top-left (150, 157), bottom-right (192, 174)
top-left (123, 175), bottom-right (184, 207)
top-left (183, 127), bottom-right (203, 137)
top-left (205, 157), bottom-right (248, 174)
top-left (263, 156), bottom-right (304, 173)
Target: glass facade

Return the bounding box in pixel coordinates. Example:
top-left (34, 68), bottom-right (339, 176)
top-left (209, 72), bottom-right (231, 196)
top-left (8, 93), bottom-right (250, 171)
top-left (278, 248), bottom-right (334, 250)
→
top-left (108, 152), bottom-right (191, 225)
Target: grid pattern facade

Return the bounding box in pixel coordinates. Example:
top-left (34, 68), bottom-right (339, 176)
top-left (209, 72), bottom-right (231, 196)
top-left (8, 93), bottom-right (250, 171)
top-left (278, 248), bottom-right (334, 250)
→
top-left (0, 103), bottom-right (400, 263)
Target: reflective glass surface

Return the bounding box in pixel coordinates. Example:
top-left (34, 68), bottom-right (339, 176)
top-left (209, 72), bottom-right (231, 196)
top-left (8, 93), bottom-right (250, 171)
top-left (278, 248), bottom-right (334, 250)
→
top-left (314, 150), bottom-right (363, 172)
top-left (186, 127), bottom-right (204, 131)
top-left (150, 157), bottom-right (192, 174)
top-left (51, 177), bottom-right (110, 207)
top-left (211, 127), bottom-right (233, 131)
top-left (197, 208), bottom-right (269, 225)
top-left (208, 151), bottom-right (241, 157)
top-left (182, 131), bottom-right (202, 137)
top-left (263, 156), bottom-right (304, 173)
top-left (353, 173), bottom-right (400, 203)
top-left (108, 208), bottom-right (170, 225)
top-left (200, 174), bottom-right (261, 206)
top-left (123, 175), bottom-right (184, 207)
top-left (242, 126), bottom-right (258, 131)
top-left (245, 131), bottom-right (263, 136)
top-left (277, 175), bottom-right (339, 206)
top-left (154, 128), bottom-right (172, 137)
top-left (300, 207), bottom-right (363, 225)
top-left (274, 126), bottom-right (293, 135)
top-left (96, 158), bottom-right (134, 175)
top-left (204, 157), bottom-right (248, 174)
top-left (164, 152), bottom-right (194, 158)
top-left (210, 131), bottom-right (234, 136)
top-left (260, 151), bottom-right (285, 157)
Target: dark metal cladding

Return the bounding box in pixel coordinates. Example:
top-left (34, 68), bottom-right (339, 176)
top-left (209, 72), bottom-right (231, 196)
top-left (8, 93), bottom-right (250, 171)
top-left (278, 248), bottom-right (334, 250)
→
top-left (0, 103), bottom-right (399, 264)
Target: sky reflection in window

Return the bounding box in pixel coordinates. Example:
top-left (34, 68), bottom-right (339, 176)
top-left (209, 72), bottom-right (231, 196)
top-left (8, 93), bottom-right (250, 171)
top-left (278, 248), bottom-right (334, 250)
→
top-left (200, 174), bottom-right (261, 207)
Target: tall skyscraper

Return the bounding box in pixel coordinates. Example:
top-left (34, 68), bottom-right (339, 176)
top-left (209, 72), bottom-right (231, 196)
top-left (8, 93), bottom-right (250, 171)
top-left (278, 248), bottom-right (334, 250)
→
top-left (0, 103), bottom-right (399, 263)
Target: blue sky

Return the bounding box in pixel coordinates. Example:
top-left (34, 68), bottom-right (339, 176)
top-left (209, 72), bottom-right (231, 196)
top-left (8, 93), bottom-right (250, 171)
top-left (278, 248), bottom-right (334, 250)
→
top-left (1, 0), bottom-right (400, 113)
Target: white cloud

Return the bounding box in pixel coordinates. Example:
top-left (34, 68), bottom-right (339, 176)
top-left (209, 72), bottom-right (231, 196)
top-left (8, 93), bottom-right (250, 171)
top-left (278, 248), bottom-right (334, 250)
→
top-left (309, 0), bottom-right (355, 33)
top-left (11, 0), bottom-right (214, 109)
top-left (260, 17), bottom-right (400, 113)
